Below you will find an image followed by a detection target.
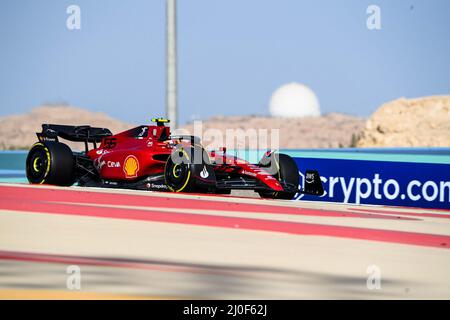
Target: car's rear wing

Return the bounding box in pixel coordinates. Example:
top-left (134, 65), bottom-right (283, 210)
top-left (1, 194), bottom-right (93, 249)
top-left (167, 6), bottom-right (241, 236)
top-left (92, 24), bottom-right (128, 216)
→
top-left (36, 124), bottom-right (112, 152)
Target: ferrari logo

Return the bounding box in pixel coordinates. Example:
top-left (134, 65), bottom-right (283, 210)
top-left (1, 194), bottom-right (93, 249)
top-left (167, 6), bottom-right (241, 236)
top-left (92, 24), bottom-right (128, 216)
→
top-left (124, 155), bottom-right (139, 178)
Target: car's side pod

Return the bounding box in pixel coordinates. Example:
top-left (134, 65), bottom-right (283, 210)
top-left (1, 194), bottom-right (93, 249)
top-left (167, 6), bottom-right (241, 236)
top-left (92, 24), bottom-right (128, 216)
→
top-left (299, 170), bottom-right (325, 196)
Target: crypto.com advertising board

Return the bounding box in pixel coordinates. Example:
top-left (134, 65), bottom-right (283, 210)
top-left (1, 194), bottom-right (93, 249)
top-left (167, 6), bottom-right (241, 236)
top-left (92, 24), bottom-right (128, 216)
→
top-left (294, 157), bottom-right (450, 209)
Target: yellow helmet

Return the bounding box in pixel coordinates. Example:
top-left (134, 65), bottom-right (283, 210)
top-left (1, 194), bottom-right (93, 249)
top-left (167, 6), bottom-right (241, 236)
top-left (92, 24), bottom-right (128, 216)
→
top-left (151, 118), bottom-right (170, 126)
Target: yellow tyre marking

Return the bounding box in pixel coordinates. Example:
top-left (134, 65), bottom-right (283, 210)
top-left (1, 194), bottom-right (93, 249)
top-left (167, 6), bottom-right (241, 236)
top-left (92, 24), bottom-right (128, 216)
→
top-left (172, 164), bottom-right (180, 178)
top-left (30, 142), bottom-right (51, 184)
top-left (32, 157), bottom-right (40, 172)
top-left (165, 148), bottom-right (192, 192)
top-left (175, 170), bottom-right (191, 192)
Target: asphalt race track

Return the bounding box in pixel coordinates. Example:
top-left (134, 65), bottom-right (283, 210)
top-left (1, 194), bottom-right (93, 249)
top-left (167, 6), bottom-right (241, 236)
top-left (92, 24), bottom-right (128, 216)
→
top-left (0, 183), bottom-right (449, 299)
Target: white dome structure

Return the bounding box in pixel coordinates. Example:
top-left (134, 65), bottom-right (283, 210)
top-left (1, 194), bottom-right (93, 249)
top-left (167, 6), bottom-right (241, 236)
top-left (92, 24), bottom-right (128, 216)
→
top-left (269, 83), bottom-right (321, 118)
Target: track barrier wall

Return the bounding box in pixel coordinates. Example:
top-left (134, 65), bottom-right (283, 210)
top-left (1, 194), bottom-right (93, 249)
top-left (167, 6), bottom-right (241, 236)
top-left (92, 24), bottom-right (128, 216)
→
top-left (293, 155), bottom-right (450, 209)
top-left (236, 148), bottom-right (450, 209)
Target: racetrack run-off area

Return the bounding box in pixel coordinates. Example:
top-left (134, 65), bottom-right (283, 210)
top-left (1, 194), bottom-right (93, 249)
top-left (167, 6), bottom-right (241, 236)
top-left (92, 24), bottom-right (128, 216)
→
top-left (0, 183), bottom-right (450, 299)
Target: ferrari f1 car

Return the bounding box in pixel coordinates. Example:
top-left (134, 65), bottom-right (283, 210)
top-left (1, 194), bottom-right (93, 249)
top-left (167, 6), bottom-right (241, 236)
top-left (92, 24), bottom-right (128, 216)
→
top-left (26, 118), bottom-right (324, 200)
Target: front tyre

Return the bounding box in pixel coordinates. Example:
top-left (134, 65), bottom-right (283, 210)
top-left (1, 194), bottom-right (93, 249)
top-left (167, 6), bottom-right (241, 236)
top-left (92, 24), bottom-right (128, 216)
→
top-left (26, 142), bottom-right (75, 186)
top-left (164, 145), bottom-right (195, 192)
top-left (164, 144), bottom-right (212, 193)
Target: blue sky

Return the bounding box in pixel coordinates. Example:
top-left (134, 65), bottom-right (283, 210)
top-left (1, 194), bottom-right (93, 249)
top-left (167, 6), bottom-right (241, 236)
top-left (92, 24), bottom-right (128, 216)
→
top-left (0, 0), bottom-right (449, 124)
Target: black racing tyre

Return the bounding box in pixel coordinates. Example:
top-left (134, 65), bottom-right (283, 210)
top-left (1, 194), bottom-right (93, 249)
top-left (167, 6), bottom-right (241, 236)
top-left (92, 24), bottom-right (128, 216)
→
top-left (26, 141), bottom-right (75, 186)
top-left (164, 144), bottom-right (209, 193)
top-left (257, 153), bottom-right (299, 200)
top-left (164, 144), bottom-right (212, 193)
top-left (164, 146), bottom-right (194, 192)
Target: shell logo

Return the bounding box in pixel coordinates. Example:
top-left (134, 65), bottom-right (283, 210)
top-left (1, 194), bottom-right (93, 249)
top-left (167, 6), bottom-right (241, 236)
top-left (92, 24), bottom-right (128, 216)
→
top-left (123, 155), bottom-right (139, 178)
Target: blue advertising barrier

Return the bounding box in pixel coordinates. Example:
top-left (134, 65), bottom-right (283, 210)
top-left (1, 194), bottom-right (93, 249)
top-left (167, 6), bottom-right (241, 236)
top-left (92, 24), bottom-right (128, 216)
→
top-left (292, 154), bottom-right (450, 209)
top-left (227, 148), bottom-right (450, 209)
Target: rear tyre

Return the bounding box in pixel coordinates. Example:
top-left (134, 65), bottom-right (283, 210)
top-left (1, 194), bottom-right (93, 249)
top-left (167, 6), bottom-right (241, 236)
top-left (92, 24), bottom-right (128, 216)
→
top-left (257, 153), bottom-right (299, 200)
top-left (26, 142), bottom-right (75, 186)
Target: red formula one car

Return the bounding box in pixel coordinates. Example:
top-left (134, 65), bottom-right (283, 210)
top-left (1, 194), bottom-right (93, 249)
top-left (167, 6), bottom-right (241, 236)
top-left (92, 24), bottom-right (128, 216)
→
top-left (26, 118), bottom-right (324, 199)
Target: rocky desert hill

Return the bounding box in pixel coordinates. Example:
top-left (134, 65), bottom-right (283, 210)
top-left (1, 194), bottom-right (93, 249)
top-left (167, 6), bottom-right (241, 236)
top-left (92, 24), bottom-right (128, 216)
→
top-left (179, 113), bottom-right (365, 149)
top-left (0, 105), bottom-right (365, 150)
top-left (357, 95), bottom-right (450, 147)
top-left (3, 96), bottom-right (449, 151)
top-left (0, 105), bottom-right (133, 150)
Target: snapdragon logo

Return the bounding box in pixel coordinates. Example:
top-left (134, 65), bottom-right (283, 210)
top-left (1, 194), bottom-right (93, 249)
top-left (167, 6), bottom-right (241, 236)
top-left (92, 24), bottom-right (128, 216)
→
top-left (296, 172), bottom-right (450, 205)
